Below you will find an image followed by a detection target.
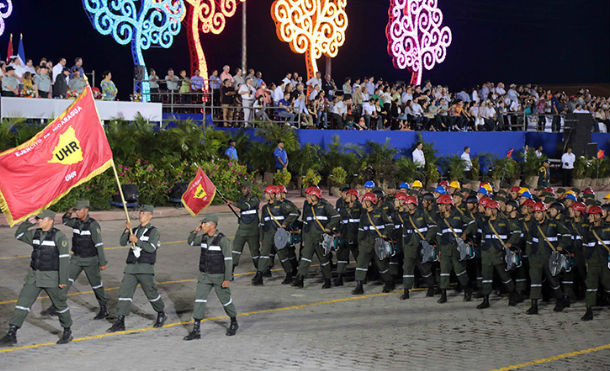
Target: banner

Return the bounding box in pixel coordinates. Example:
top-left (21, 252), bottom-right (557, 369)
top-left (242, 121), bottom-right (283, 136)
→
top-left (0, 87), bottom-right (113, 226)
top-left (181, 168), bottom-right (216, 216)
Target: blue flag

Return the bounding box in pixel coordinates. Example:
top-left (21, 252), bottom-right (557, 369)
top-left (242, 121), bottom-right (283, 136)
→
top-left (17, 34), bottom-right (25, 63)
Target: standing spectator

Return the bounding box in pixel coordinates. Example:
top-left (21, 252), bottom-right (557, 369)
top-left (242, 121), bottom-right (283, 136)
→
top-left (8, 56), bottom-right (25, 78)
top-left (551, 91), bottom-right (562, 132)
top-left (149, 68), bottom-right (160, 102)
top-left (561, 147), bottom-right (575, 186)
top-left (535, 145), bottom-right (543, 158)
top-left (23, 59), bottom-right (36, 74)
top-left (100, 71), bottom-right (118, 101)
top-left (220, 65), bottom-right (233, 85)
top-left (52, 58), bottom-right (66, 83)
top-left (165, 68), bottom-right (179, 102)
top-left (225, 139), bottom-right (238, 161)
top-left (233, 68), bottom-right (245, 89)
top-left (220, 78), bottom-right (236, 127)
top-left (322, 73), bottom-right (336, 97)
top-left (272, 81), bottom-right (286, 106)
top-left (68, 70), bottom-right (86, 95)
top-left (191, 69), bottom-right (205, 104)
top-left (412, 142), bottom-right (426, 170)
top-left (1, 66), bottom-right (19, 96)
top-left (461, 146), bottom-right (473, 179)
top-left (238, 77), bottom-right (256, 127)
top-left (342, 77), bottom-right (352, 96)
top-left (273, 140), bottom-right (288, 170)
top-left (178, 70), bottom-right (192, 104)
top-left (71, 57), bottom-right (85, 78)
top-left (52, 68), bottom-right (70, 98)
top-left (34, 65), bottom-right (52, 98)
top-left (306, 71), bottom-right (322, 90)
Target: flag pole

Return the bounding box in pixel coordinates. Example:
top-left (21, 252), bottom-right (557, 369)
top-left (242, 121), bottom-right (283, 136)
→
top-left (110, 160), bottom-right (138, 251)
top-left (215, 188), bottom-right (241, 220)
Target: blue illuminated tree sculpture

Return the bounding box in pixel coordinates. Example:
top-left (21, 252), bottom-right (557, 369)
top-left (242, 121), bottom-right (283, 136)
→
top-left (83, 0), bottom-right (185, 102)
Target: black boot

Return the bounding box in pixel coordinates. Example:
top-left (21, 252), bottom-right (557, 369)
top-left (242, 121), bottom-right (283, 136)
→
top-left (321, 279), bottom-right (331, 289)
top-left (281, 274), bottom-right (293, 285)
top-left (352, 281), bottom-right (364, 295)
top-left (290, 260), bottom-right (298, 275)
top-left (0, 325), bottom-right (18, 346)
top-left (292, 275), bottom-right (304, 288)
top-left (477, 295), bottom-right (490, 309)
top-left (41, 305), bottom-right (57, 316)
top-left (437, 289), bottom-right (447, 304)
top-left (553, 297), bottom-right (567, 312)
top-left (564, 296), bottom-right (571, 308)
top-left (581, 306), bottom-right (593, 321)
top-left (508, 291), bottom-right (521, 307)
top-left (400, 288), bottom-right (410, 300)
top-left (93, 304), bottom-right (108, 320)
top-left (251, 272), bottom-right (263, 286)
top-left (184, 320), bottom-right (201, 340)
top-left (107, 315), bottom-right (125, 332)
top-left (57, 327), bottom-right (72, 344)
top-left (382, 281), bottom-right (395, 293)
top-left (153, 311), bottom-right (167, 328)
top-left (426, 287), bottom-right (435, 297)
top-left (526, 299), bottom-right (538, 315)
top-left (263, 268), bottom-right (272, 277)
top-left (333, 274), bottom-right (344, 287)
top-left (226, 317), bottom-right (238, 336)
top-left (464, 287), bottom-right (473, 302)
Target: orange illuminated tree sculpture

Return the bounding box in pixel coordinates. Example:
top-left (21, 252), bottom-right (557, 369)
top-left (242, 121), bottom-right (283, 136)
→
top-left (271, 0), bottom-right (348, 81)
top-left (185, 0), bottom-right (246, 81)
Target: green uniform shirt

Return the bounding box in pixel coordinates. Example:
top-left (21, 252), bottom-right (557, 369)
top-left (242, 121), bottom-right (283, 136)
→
top-left (526, 217), bottom-right (571, 255)
top-left (120, 222), bottom-right (160, 274)
top-left (2, 75), bottom-right (18, 92)
top-left (234, 194), bottom-right (260, 234)
top-left (62, 214), bottom-right (107, 266)
top-left (188, 231), bottom-right (233, 282)
top-left (68, 77), bottom-right (86, 93)
top-left (15, 221), bottom-right (70, 287)
top-left (34, 74), bottom-right (52, 92)
top-left (301, 198), bottom-right (341, 235)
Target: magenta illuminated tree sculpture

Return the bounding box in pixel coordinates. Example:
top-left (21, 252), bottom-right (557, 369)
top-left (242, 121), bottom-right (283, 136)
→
top-left (386, 0), bottom-right (451, 86)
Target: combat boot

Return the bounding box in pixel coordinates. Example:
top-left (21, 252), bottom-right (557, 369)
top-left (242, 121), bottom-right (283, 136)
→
top-left (437, 289), bottom-right (447, 303)
top-left (508, 291), bottom-right (521, 306)
top-left (581, 306), bottom-right (593, 321)
top-left (382, 281), bottom-right (395, 293)
top-left (93, 304), bottom-right (108, 320)
top-left (333, 274), bottom-right (344, 287)
top-left (426, 287), bottom-right (435, 297)
top-left (400, 288), bottom-right (410, 300)
top-left (263, 268), bottom-right (272, 277)
top-left (226, 317), bottom-right (238, 336)
top-left (56, 327), bottom-right (72, 344)
top-left (153, 311), bottom-right (167, 328)
top-left (41, 305), bottom-right (57, 316)
top-left (464, 286), bottom-right (473, 302)
top-left (321, 279), bottom-right (331, 289)
top-left (0, 325), bottom-right (18, 346)
top-left (526, 299), bottom-right (538, 315)
top-left (477, 295), bottom-right (490, 309)
top-left (281, 274), bottom-right (293, 285)
top-left (292, 275), bottom-right (304, 288)
top-left (352, 281), bottom-right (364, 295)
top-left (107, 315), bottom-right (125, 332)
top-left (184, 320), bottom-right (201, 340)
top-left (553, 297), bottom-right (567, 312)
top-left (251, 272), bottom-right (263, 286)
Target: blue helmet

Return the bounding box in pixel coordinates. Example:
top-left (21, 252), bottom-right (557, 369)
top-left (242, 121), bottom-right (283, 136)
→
top-left (477, 187), bottom-right (489, 195)
top-left (399, 182), bottom-right (410, 189)
top-left (364, 180), bottom-right (375, 188)
top-left (434, 185), bottom-right (447, 194)
top-left (565, 193), bottom-right (577, 201)
top-left (520, 191), bottom-right (533, 200)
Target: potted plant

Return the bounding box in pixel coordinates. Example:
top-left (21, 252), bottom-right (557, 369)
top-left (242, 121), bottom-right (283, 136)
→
top-left (425, 162), bottom-right (440, 188)
top-left (599, 157), bottom-right (610, 185)
top-left (522, 148), bottom-right (545, 189)
top-left (395, 157), bottom-right (418, 184)
top-left (572, 156), bottom-right (587, 188)
top-left (329, 167), bottom-right (347, 196)
top-left (491, 157), bottom-right (519, 190)
top-left (584, 158), bottom-right (595, 187)
top-left (469, 157), bottom-right (481, 189)
top-left (447, 155), bottom-right (466, 182)
top-left (273, 168), bottom-right (292, 188)
top-left (301, 169), bottom-right (321, 196)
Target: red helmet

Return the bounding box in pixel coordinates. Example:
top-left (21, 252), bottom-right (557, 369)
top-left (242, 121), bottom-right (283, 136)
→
top-left (437, 194), bottom-right (454, 205)
top-left (543, 187), bottom-right (555, 194)
top-left (305, 186), bottom-right (322, 198)
top-left (478, 196), bottom-right (491, 207)
top-left (405, 195), bottom-right (419, 206)
top-left (485, 200), bottom-right (500, 209)
top-left (587, 205), bottom-right (603, 215)
top-left (362, 192), bottom-right (378, 205)
top-left (264, 185), bottom-right (278, 194)
top-left (439, 180), bottom-right (449, 187)
top-left (277, 185), bottom-right (288, 193)
top-left (510, 186), bottom-right (521, 192)
top-left (522, 199), bottom-right (535, 208)
top-left (532, 202), bottom-right (547, 212)
top-left (395, 192), bottom-right (409, 202)
top-left (346, 188), bottom-right (359, 197)
top-left (583, 187), bottom-right (595, 195)
top-left (570, 202), bottom-right (587, 214)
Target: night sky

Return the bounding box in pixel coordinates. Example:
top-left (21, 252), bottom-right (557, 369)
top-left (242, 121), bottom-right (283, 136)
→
top-left (4, 0), bottom-right (608, 99)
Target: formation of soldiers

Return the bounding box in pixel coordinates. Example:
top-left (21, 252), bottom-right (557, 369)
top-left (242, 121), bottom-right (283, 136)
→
top-left (1, 179), bottom-right (609, 346)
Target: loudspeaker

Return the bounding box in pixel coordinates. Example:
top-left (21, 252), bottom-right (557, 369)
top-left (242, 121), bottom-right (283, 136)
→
top-left (562, 113), bottom-right (596, 156)
top-left (585, 143), bottom-right (598, 158)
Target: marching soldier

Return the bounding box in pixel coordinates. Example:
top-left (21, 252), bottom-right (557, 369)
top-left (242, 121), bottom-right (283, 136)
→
top-left (226, 182), bottom-right (260, 272)
top-left (524, 202), bottom-right (570, 315)
top-left (548, 201), bottom-right (575, 305)
top-left (581, 205), bottom-right (610, 321)
top-left (0, 210), bottom-right (73, 345)
top-left (567, 202), bottom-right (590, 299)
top-left (293, 186), bottom-right (340, 288)
top-left (277, 185), bottom-right (300, 275)
top-left (108, 205), bottom-right (166, 332)
top-left (335, 188), bottom-right (362, 286)
top-left (41, 200), bottom-right (108, 319)
top-left (397, 193), bottom-right (436, 299)
top-left (506, 199), bottom-right (529, 297)
top-left (184, 214), bottom-right (238, 339)
top-left (352, 192), bottom-right (395, 295)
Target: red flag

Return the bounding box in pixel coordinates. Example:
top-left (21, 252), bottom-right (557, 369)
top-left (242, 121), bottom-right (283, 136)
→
top-left (181, 168), bottom-right (217, 216)
top-left (597, 150), bottom-right (605, 159)
top-left (507, 148), bottom-right (514, 158)
top-left (0, 87), bottom-right (113, 226)
top-left (6, 33), bottom-right (12, 63)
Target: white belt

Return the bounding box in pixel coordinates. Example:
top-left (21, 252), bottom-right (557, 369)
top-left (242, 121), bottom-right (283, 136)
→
top-left (306, 216), bottom-right (328, 221)
top-left (73, 229), bottom-right (92, 235)
top-left (32, 240), bottom-right (56, 246)
top-left (362, 225), bottom-right (385, 230)
top-left (140, 236), bottom-right (149, 242)
top-left (264, 216), bottom-right (285, 221)
top-left (241, 210), bottom-right (257, 215)
top-left (441, 228), bottom-right (462, 234)
top-left (484, 234), bottom-right (507, 240)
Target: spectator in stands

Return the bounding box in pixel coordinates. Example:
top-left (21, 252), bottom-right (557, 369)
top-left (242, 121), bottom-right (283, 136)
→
top-left (225, 139), bottom-right (238, 161)
top-left (71, 57), bottom-right (85, 78)
top-left (276, 92), bottom-right (296, 125)
top-left (24, 59), bottom-right (35, 75)
top-left (233, 68), bottom-right (245, 89)
top-left (34, 65), bottom-right (52, 98)
top-left (342, 77), bottom-right (352, 96)
top-left (295, 94), bottom-right (313, 127)
top-left (238, 77), bottom-right (256, 127)
top-left (312, 94), bottom-right (328, 129)
top-left (68, 70), bottom-right (86, 95)
top-left (281, 72), bottom-right (292, 86)
top-left (179, 70), bottom-right (192, 104)
top-left (149, 68), bottom-right (160, 102)
top-left (274, 140), bottom-right (288, 170)
top-left (322, 73), bottom-right (336, 97)
top-left (220, 65), bottom-right (233, 85)
top-left (221, 78), bottom-right (236, 127)
top-left (272, 80), bottom-right (286, 106)
top-left (253, 95), bottom-right (272, 122)
top-left (330, 95), bottom-right (348, 129)
top-left (100, 71), bottom-right (117, 101)
top-left (306, 71), bottom-right (322, 90)
top-left (52, 68), bottom-right (70, 98)
top-left (165, 68), bottom-right (180, 100)
top-left (191, 69), bottom-right (205, 104)
top-left (1, 66), bottom-right (19, 96)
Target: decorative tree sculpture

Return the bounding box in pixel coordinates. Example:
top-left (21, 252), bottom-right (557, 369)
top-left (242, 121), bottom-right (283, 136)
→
top-left (83, 0), bottom-right (185, 101)
top-left (0, 0), bottom-right (13, 37)
top-left (271, 0), bottom-right (348, 81)
top-left (185, 0), bottom-right (246, 82)
top-left (386, 0), bottom-right (451, 86)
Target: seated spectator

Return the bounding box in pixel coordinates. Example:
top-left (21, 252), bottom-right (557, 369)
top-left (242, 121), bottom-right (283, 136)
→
top-left (276, 92), bottom-right (296, 125)
top-left (253, 95), bottom-right (272, 122)
top-left (34, 65), bottom-right (52, 98)
top-left (363, 97), bottom-right (382, 130)
top-left (312, 94), bottom-right (328, 129)
top-left (68, 70), bottom-right (86, 95)
top-left (330, 95), bottom-right (348, 129)
top-left (295, 93), bottom-right (313, 127)
top-left (100, 70), bottom-right (118, 101)
top-left (1, 66), bottom-right (20, 97)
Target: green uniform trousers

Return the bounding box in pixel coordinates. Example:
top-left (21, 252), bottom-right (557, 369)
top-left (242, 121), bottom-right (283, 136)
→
top-left (258, 232), bottom-right (295, 274)
top-left (585, 251), bottom-right (610, 306)
top-left (402, 244), bottom-right (433, 289)
top-left (64, 261), bottom-right (107, 305)
top-left (116, 273), bottom-right (165, 316)
top-left (297, 233), bottom-right (331, 279)
top-left (439, 244), bottom-right (469, 289)
top-left (232, 232), bottom-right (260, 269)
top-left (512, 264), bottom-right (529, 295)
top-left (528, 251), bottom-right (562, 300)
top-left (10, 273), bottom-right (72, 329)
top-left (480, 248), bottom-right (514, 296)
top-left (355, 239), bottom-right (391, 282)
top-left (336, 241), bottom-right (358, 274)
top-left (192, 273), bottom-right (237, 320)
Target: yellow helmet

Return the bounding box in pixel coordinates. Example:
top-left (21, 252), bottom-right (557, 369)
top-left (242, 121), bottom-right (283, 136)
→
top-left (449, 180), bottom-right (461, 189)
top-left (412, 180), bottom-right (423, 188)
top-left (518, 187), bottom-right (529, 195)
top-left (604, 193), bottom-right (610, 200)
top-left (482, 183), bottom-right (493, 193)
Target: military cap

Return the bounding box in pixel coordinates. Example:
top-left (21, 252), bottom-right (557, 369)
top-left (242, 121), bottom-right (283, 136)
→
top-left (200, 214), bottom-right (219, 224)
top-left (37, 209), bottom-right (56, 219)
top-left (140, 204), bottom-right (154, 213)
top-left (75, 200), bottom-right (90, 210)
top-left (241, 181), bottom-right (252, 188)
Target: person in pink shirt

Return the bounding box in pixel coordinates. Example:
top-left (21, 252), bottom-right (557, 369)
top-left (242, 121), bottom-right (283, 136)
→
top-left (220, 65), bottom-right (233, 85)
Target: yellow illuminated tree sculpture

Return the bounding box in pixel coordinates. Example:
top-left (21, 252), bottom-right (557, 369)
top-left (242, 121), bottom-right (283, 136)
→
top-left (271, 0), bottom-right (348, 81)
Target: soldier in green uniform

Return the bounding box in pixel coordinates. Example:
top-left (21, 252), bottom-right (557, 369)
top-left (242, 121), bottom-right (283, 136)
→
top-left (226, 182), bottom-right (260, 272)
top-left (334, 188), bottom-right (362, 286)
top-left (352, 192), bottom-right (395, 295)
top-left (41, 200), bottom-right (108, 319)
top-left (293, 186), bottom-right (340, 288)
top-left (505, 199), bottom-right (529, 297)
top-left (397, 193), bottom-right (436, 299)
top-left (184, 214), bottom-right (238, 339)
top-left (475, 200), bottom-right (522, 308)
top-left (581, 205), bottom-right (610, 321)
top-left (0, 210), bottom-right (73, 345)
top-left (107, 205), bottom-right (166, 332)
top-left (524, 202), bottom-right (571, 315)
top-left (277, 185), bottom-right (300, 276)
top-left (567, 202), bottom-right (590, 299)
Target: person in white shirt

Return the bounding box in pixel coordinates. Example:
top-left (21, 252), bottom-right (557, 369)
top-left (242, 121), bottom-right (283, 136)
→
top-left (412, 142), bottom-right (426, 169)
top-left (281, 72), bottom-right (292, 86)
top-left (461, 146), bottom-right (473, 178)
top-left (52, 58), bottom-right (66, 83)
top-left (330, 96), bottom-right (347, 129)
top-left (561, 147), bottom-right (575, 186)
top-left (272, 82), bottom-right (285, 106)
top-left (535, 146), bottom-right (543, 158)
top-left (238, 78), bottom-right (256, 127)
top-left (306, 71), bottom-right (322, 90)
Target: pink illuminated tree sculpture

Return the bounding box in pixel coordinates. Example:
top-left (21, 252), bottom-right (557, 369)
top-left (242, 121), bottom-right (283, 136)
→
top-left (386, 0), bottom-right (451, 86)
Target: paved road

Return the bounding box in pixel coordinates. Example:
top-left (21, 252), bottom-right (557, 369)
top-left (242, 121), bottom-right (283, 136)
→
top-left (0, 213), bottom-right (609, 371)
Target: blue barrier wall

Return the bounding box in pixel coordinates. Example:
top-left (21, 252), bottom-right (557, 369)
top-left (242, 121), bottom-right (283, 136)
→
top-left (525, 132), bottom-right (610, 157)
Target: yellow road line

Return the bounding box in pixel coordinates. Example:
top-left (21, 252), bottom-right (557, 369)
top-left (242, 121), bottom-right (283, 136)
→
top-left (0, 290), bottom-right (399, 353)
top-left (490, 344), bottom-right (610, 371)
